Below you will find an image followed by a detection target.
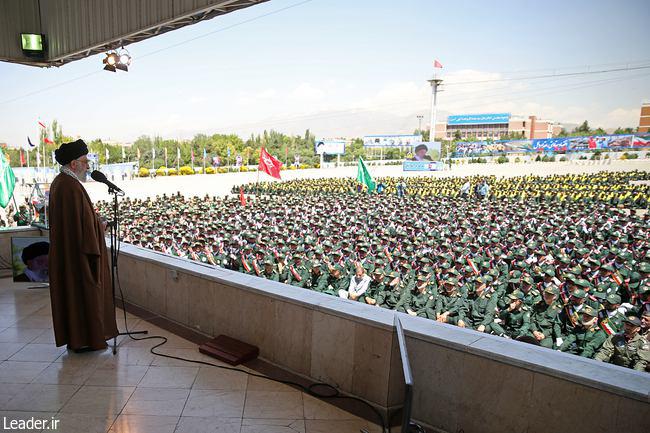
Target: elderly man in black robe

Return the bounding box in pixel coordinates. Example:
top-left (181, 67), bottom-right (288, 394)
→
top-left (48, 139), bottom-right (118, 352)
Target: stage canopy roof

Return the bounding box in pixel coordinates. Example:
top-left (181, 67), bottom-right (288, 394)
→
top-left (0, 0), bottom-right (268, 67)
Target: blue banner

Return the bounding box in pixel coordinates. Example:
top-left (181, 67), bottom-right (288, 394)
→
top-left (532, 138), bottom-right (569, 152)
top-left (403, 161), bottom-right (444, 171)
top-left (448, 113), bottom-right (511, 125)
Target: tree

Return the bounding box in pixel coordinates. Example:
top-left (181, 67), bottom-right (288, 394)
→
top-left (454, 130), bottom-right (462, 141)
top-left (574, 121), bottom-right (590, 134)
top-left (613, 127), bottom-right (635, 135)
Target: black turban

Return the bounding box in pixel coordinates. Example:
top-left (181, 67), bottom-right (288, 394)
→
top-left (21, 241), bottom-right (49, 263)
top-left (55, 139), bottom-right (88, 165)
top-left (414, 144), bottom-right (428, 153)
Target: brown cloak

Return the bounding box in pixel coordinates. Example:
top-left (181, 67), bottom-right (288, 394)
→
top-left (48, 173), bottom-right (118, 349)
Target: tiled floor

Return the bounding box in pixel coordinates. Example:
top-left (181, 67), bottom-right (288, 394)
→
top-left (0, 278), bottom-right (382, 433)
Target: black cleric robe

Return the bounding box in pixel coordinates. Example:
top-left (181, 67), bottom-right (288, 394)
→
top-left (48, 172), bottom-right (118, 350)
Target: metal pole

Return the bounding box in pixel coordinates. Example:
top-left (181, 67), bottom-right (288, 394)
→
top-left (428, 70), bottom-right (444, 141)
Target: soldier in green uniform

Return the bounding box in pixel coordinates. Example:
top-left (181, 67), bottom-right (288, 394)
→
top-left (597, 293), bottom-right (626, 335)
top-left (406, 275), bottom-right (437, 319)
top-left (261, 259), bottom-right (280, 282)
top-left (520, 276), bottom-right (541, 307)
top-left (363, 268), bottom-right (386, 305)
top-left (559, 306), bottom-right (607, 358)
top-left (529, 285), bottom-right (563, 348)
top-left (377, 271), bottom-right (408, 310)
top-left (287, 254), bottom-right (309, 288)
top-left (307, 261), bottom-right (330, 293)
top-left (435, 278), bottom-right (468, 327)
top-left (595, 316), bottom-right (650, 371)
top-left (466, 277), bottom-right (499, 333)
top-left (558, 289), bottom-right (589, 335)
top-left (492, 291), bottom-right (531, 339)
top-left (325, 264), bottom-right (350, 297)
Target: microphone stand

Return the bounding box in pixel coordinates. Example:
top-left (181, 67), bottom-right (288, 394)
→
top-left (107, 185), bottom-right (148, 355)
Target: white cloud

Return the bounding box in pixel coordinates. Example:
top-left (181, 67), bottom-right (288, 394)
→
top-left (289, 83), bottom-right (325, 100)
top-left (600, 107), bottom-right (639, 128)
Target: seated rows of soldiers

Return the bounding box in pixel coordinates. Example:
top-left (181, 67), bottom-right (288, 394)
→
top-left (239, 170), bottom-right (650, 207)
top-left (99, 177), bottom-right (650, 371)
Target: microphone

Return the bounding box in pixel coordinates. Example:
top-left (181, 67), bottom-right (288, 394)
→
top-left (91, 170), bottom-right (124, 194)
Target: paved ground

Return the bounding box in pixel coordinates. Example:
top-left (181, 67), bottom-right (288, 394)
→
top-left (0, 278), bottom-right (381, 433)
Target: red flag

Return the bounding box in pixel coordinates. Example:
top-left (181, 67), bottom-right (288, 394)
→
top-left (20, 149), bottom-right (26, 167)
top-left (38, 121), bottom-right (46, 129)
top-left (258, 147), bottom-right (282, 179)
top-left (239, 187), bottom-right (247, 206)
top-left (467, 256), bottom-right (479, 275)
top-left (434, 60), bottom-right (443, 68)
top-left (588, 137), bottom-right (597, 149)
top-left (44, 137), bottom-right (54, 144)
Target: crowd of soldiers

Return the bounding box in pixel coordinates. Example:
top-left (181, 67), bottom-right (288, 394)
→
top-left (98, 170), bottom-right (650, 371)
top-left (242, 170), bottom-right (650, 208)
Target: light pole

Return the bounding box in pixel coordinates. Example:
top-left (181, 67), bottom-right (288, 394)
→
top-left (428, 75), bottom-right (443, 143)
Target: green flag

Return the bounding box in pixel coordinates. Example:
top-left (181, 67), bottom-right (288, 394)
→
top-left (356, 157), bottom-right (375, 193)
top-left (0, 152), bottom-right (16, 208)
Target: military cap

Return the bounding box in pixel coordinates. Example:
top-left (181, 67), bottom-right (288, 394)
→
top-left (639, 262), bottom-right (650, 273)
top-left (575, 279), bottom-right (592, 289)
top-left (522, 276), bottom-right (534, 285)
top-left (507, 290), bottom-right (525, 300)
top-left (543, 285), bottom-right (559, 295)
top-left (263, 259), bottom-right (274, 266)
top-left (571, 289), bottom-right (587, 299)
top-left (623, 316), bottom-right (641, 326)
top-left (605, 293), bottom-right (621, 304)
top-left (444, 278), bottom-right (458, 286)
top-left (581, 306), bottom-right (597, 317)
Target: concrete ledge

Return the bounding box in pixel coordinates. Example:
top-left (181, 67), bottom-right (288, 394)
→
top-left (115, 241), bottom-right (650, 433)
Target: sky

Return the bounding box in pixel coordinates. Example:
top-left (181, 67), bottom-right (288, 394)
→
top-left (1, 0), bottom-right (649, 147)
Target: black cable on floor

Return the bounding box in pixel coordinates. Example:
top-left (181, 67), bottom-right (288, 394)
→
top-left (113, 237), bottom-right (388, 432)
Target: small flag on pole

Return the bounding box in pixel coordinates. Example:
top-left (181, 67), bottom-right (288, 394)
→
top-left (27, 137), bottom-right (36, 147)
top-left (44, 137), bottom-right (54, 145)
top-left (239, 187), bottom-right (247, 206)
top-left (20, 149), bottom-right (26, 167)
top-left (356, 157), bottom-right (376, 193)
top-left (258, 147), bottom-right (283, 179)
top-left (0, 152), bottom-right (16, 208)
top-left (434, 59), bottom-right (443, 68)
top-left (38, 121), bottom-right (46, 129)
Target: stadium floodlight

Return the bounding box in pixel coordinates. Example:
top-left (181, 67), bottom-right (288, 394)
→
top-left (118, 49), bottom-right (131, 67)
top-left (102, 51), bottom-right (118, 72)
top-left (116, 48), bottom-right (131, 72)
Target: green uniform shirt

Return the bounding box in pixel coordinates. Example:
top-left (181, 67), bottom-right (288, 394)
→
top-left (559, 325), bottom-right (607, 358)
top-left (595, 332), bottom-right (650, 371)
